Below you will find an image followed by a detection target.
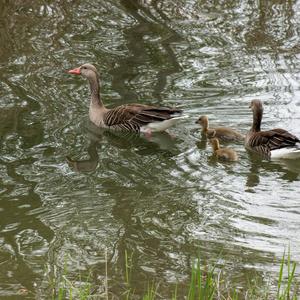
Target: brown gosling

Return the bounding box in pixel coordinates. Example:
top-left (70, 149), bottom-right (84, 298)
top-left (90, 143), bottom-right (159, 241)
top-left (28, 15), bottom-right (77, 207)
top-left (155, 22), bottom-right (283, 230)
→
top-left (196, 115), bottom-right (244, 142)
top-left (210, 138), bottom-right (238, 161)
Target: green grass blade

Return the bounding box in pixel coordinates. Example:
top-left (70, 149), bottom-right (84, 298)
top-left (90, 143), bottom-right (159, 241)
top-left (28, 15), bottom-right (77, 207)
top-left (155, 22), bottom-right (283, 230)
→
top-left (172, 284), bottom-right (178, 300)
top-left (277, 250), bottom-right (285, 298)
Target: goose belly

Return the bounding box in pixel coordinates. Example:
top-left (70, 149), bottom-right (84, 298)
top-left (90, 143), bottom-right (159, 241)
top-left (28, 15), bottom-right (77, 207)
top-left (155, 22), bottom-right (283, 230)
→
top-left (141, 115), bottom-right (188, 133)
top-left (271, 147), bottom-right (300, 159)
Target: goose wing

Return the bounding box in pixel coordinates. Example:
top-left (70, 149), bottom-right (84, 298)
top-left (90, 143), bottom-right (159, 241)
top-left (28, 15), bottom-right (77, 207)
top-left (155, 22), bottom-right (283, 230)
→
top-left (248, 128), bottom-right (299, 151)
top-left (104, 104), bottom-right (182, 131)
top-left (208, 127), bottom-right (244, 141)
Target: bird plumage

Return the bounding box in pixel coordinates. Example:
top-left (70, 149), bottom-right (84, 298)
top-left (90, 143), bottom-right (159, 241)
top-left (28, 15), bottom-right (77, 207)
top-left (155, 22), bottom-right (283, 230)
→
top-left (245, 100), bottom-right (300, 159)
top-left (68, 64), bottom-right (185, 133)
top-left (196, 115), bottom-right (244, 142)
top-left (210, 138), bottom-right (238, 161)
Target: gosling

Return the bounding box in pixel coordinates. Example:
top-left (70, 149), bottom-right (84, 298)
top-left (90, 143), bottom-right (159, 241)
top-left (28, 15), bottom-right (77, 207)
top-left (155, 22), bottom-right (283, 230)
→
top-left (210, 138), bottom-right (238, 161)
top-left (196, 115), bottom-right (244, 142)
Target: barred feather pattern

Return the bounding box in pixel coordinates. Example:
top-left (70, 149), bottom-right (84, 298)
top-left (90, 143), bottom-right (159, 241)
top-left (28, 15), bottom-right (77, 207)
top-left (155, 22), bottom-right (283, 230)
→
top-left (245, 129), bottom-right (300, 157)
top-left (103, 104), bottom-right (182, 132)
top-left (246, 100), bottom-right (300, 157)
top-left (68, 63), bottom-right (183, 132)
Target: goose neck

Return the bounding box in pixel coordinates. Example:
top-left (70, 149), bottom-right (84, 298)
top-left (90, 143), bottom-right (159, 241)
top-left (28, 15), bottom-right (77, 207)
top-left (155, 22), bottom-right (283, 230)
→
top-left (202, 119), bottom-right (209, 132)
top-left (212, 140), bottom-right (220, 152)
top-left (251, 108), bottom-right (262, 132)
top-left (88, 74), bottom-right (104, 108)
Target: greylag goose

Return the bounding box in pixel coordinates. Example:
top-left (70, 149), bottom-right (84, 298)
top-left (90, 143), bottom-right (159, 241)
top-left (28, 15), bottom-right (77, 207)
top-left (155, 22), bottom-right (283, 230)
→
top-left (245, 99), bottom-right (300, 159)
top-left (195, 115), bottom-right (244, 142)
top-left (68, 64), bottom-right (186, 134)
top-left (210, 138), bottom-right (238, 161)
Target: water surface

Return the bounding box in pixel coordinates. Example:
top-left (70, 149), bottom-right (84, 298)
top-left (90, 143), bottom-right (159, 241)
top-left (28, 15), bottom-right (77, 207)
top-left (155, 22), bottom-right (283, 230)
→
top-left (0, 0), bottom-right (300, 298)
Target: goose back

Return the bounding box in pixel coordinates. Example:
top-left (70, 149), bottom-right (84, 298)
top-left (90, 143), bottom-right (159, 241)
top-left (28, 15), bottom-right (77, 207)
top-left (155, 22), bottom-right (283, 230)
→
top-left (103, 104), bottom-right (183, 132)
top-left (215, 149), bottom-right (238, 161)
top-left (246, 99), bottom-right (300, 157)
top-left (68, 64), bottom-right (185, 132)
top-left (210, 137), bottom-right (238, 161)
top-left (207, 127), bottom-right (244, 142)
top-left (245, 129), bottom-right (299, 156)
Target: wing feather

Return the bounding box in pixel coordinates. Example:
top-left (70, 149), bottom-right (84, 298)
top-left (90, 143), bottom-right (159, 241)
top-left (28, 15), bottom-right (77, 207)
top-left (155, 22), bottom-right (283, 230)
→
top-left (104, 104), bottom-right (182, 130)
top-left (248, 129), bottom-right (299, 155)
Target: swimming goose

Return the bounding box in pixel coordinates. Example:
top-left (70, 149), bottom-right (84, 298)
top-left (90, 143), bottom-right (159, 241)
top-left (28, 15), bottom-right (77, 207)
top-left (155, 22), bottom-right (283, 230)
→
top-left (196, 115), bottom-right (244, 142)
top-left (68, 64), bottom-right (187, 134)
top-left (245, 99), bottom-right (300, 159)
top-left (210, 138), bottom-right (238, 161)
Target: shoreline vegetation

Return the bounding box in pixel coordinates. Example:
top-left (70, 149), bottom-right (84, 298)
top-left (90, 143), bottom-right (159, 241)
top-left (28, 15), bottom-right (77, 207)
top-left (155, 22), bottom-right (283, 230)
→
top-left (50, 249), bottom-right (298, 300)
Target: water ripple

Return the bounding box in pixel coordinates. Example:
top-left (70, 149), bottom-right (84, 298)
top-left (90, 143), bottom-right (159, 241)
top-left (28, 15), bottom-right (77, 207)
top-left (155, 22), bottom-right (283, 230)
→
top-left (1, 0), bottom-right (300, 298)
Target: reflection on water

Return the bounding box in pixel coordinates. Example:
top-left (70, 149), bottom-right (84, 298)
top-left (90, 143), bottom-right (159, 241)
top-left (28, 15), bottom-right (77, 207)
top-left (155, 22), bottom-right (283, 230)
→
top-left (246, 150), bottom-right (300, 191)
top-left (0, 102), bottom-right (54, 296)
top-left (66, 124), bottom-right (180, 172)
top-left (1, 0), bottom-right (300, 298)
top-left (111, 0), bottom-right (182, 103)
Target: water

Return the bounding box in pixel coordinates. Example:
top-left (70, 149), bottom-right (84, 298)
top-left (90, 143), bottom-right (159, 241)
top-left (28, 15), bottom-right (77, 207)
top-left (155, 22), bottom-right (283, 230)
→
top-left (1, 0), bottom-right (300, 298)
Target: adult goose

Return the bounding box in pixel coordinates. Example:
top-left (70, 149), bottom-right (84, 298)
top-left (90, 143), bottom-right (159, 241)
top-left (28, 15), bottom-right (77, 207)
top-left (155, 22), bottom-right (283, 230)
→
top-left (68, 64), bottom-right (186, 134)
top-left (195, 115), bottom-right (244, 142)
top-left (210, 138), bottom-right (238, 161)
top-left (245, 99), bottom-right (300, 159)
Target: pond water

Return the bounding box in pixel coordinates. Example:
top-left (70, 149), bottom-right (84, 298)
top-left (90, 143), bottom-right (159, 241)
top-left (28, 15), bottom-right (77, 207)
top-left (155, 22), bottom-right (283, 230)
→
top-left (0, 0), bottom-right (300, 298)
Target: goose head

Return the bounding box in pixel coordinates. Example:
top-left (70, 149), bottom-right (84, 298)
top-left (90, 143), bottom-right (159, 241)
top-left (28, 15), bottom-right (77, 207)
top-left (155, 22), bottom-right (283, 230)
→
top-left (68, 63), bottom-right (100, 80)
top-left (195, 115), bottom-right (209, 129)
top-left (249, 99), bottom-right (263, 113)
top-left (68, 63), bottom-right (102, 106)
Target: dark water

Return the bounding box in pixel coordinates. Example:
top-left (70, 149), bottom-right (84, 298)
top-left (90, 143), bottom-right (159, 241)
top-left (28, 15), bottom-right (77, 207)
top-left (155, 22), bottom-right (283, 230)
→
top-left (1, 0), bottom-right (300, 298)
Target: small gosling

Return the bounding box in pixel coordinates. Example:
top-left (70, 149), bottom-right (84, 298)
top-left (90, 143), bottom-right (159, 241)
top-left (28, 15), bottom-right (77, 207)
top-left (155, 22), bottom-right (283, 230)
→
top-left (210, 138), bottom-right (238, 161)
top-left (196, 115), bottom-right (244, 142)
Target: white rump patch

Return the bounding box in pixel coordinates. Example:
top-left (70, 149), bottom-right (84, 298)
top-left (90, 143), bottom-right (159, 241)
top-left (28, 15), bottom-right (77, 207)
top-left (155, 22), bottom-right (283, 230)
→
top-left (141, 115), bottom-right (189, 133)
top-left (271, 147), bottom-right (300, 160)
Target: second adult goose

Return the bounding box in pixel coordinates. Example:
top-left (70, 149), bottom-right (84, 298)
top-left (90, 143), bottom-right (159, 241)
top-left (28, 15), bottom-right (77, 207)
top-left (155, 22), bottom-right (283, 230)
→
top-left (68, 64), bottom-right (186, 134)
top-left (196, 115), bottom-right (244, 142)
top-left (245, 99), bottom-right (300, 159)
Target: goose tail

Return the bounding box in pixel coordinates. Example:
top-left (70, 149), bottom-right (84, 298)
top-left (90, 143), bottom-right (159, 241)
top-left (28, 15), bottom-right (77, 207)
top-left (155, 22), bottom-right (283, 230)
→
top-left (271, 146), bottom-right (300, 160)
top-left (141, 115), bottom-right (189, 132)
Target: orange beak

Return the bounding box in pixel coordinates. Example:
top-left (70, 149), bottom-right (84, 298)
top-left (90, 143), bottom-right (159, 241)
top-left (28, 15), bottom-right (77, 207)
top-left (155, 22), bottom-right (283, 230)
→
top-left (68, 67), bottom-right (81, 75)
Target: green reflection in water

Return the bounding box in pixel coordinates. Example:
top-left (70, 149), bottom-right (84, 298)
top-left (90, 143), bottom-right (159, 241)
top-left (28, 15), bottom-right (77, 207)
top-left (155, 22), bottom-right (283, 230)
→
top-left (0, 0), bottom-right (300, 298)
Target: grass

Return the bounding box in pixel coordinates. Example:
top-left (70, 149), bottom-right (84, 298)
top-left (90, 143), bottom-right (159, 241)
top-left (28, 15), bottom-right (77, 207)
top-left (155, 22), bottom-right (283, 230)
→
top-left (187, 259), bottom-right (216, 300)
top-left (51, 249), bottom-right (298, 300)
top-left (142, 282), bottom-right (158, 300)
top-left (277, 247), bottom-right (298, 300)
top-left (124, 250), bottom-right (133, 299)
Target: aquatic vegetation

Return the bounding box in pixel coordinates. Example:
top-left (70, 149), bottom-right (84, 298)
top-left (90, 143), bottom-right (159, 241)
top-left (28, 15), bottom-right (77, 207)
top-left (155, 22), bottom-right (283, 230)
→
top-left (51, 249), bottom-right (298, 299)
